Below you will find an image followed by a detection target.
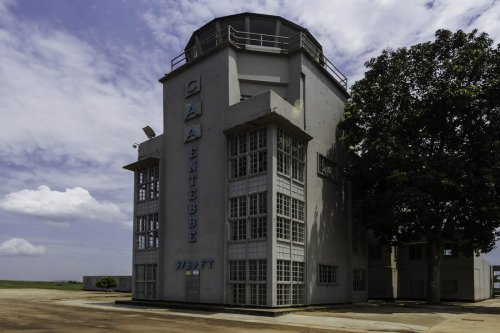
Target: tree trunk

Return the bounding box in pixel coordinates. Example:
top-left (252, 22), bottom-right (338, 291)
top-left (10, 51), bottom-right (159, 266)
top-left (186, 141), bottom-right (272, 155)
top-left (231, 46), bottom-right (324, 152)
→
top-left (426, 239), bottom-right (442, 304)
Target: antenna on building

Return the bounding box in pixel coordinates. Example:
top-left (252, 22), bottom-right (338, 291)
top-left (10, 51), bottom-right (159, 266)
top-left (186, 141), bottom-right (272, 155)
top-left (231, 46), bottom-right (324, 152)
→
top-left (143, 126), bottom-right (156, 139)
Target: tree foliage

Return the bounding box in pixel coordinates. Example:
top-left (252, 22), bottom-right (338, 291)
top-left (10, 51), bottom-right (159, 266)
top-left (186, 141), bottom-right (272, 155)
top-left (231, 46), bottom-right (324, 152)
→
top-left (95, 276), bottom-right (117, 291)
top-left (339, 29), bottom-right (500, 303)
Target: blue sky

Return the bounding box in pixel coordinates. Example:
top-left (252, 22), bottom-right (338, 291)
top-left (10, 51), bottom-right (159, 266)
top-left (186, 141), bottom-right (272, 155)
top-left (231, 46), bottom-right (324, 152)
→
top-left (0, 0), bottom-right (499, 281)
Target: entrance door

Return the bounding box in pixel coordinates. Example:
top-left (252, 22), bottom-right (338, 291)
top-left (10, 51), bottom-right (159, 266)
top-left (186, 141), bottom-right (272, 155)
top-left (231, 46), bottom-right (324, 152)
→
top-left (185, 270), bottom-right (200, 302)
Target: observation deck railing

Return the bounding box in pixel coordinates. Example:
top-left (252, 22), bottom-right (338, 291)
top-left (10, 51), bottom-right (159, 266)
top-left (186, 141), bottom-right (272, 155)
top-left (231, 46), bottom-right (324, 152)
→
top-left (170, 26), bottom-right (347, 89)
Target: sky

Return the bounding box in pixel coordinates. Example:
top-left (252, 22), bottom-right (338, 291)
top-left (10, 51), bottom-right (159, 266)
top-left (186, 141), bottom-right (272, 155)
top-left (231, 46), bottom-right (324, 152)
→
top-left (0, 0), bottom-right (499, 281)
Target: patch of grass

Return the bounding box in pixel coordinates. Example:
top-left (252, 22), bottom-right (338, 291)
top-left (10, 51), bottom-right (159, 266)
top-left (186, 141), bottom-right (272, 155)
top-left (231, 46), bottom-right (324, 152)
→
top-left (0, 280), bottom-right (83, 291)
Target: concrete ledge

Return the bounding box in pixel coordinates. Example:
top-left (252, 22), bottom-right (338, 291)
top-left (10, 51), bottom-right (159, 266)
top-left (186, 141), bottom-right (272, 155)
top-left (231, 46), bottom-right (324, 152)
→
top-left (115, 300), bottom-right (351, 317)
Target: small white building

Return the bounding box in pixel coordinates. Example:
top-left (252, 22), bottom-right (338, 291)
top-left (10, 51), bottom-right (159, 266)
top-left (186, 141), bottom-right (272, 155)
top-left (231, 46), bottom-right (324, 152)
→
top-left (83, 275), bottom-right (132, 292)
top-left (368, 241), bottom-right (493, 301)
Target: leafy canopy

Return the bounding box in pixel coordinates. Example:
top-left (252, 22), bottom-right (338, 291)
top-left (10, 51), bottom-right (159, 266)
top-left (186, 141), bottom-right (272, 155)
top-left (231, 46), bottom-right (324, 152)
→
top-left (95, 276), bottom-right (117, 291)
top-left (340, 29), bottom-right (500, 253)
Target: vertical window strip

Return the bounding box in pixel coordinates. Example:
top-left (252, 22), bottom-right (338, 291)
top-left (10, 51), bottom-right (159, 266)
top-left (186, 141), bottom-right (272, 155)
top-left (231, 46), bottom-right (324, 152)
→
top-left (230, 193), bottom-right (267, 241)
top-left (230, 260), bottom-right (267, 305)
top-left (277, 194), bottom-right (304, 243)
top-left (277, 260), bottom-right (304, 306)
top-left (353, 269), bottom-right (366, 291)
top-left (137, 165), bottom-right (160, 202)
top-left (229, 127), bottom-right (267, 180)
top-left (277, 129), bottom-right (305, 182)
top-left (134, 264), bottom-right (157, 299)
top-left (135, 213), bottom-right (159, 250)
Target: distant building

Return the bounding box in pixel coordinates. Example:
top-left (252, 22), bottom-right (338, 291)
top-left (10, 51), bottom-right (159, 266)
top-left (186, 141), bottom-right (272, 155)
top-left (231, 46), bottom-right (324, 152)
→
top-left (368, 240), bottom-right (493, 301)
top-left (83, 276), bottom-right (132, 292)
top-left (494, 266), bottom-right (500, 296)
top-left (123, 12), bottom-right (362, 307)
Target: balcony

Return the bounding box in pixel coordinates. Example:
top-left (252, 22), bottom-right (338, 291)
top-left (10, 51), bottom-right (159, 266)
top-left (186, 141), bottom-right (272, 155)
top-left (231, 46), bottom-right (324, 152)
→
top-left (170, 26), bottom-right (347, 90)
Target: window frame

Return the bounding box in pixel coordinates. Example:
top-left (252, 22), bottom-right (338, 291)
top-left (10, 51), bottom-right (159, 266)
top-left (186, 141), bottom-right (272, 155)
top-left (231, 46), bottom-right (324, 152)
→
top-left (229, 192), bottom-right (267, 242)
top-left (229, 127), bottom-right (267, 180)
top-left (353, 269), bottom-right (367, 291)
top-left (135, 213), bottom-right (159, 251)
top-left (277, 129), bottom-right (306, 184)
top-left (136, 164), bottom-right (160, 202)
top-left (134, 264), bottom-right (157, 300)
top-left (318, 264), bottom-right (338, 285)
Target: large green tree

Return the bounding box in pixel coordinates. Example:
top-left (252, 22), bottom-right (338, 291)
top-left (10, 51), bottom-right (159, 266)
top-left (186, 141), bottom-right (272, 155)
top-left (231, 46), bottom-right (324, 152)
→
top-left (339, 29), bottom-right (500, 303)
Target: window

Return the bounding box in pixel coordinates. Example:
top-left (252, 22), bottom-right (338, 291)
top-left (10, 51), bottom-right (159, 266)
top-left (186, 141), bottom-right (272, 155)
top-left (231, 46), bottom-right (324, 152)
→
top-left (250, 283), bottom-right (267, 306)
top-left (230, 260), bottom-right (267, 305)
top-left (231, 283), bottom-right (246, 304)
top-left (292, 222), bottom-right (304, 243)
top-left (229, 260), bottom-right (246, 282)
top-left (291, 199), bottom-right (305, 243)
top-left (292, 284), bottom-right (305, 305)
top-left (277, 260), bottom-right (290, 282)
top-left (248, 259), bottom-right (267, 305)
top-left (277, 217), bottom-right (290, 240)
top-left (317, 153), bottom-right (335, 180)
top-left (248, 259), bottom-right (267, 281)
top-left (319, 264), bottom-right (337, 284)
top-left (231, 219), bottom-right (246, 241)
top-left (277, 260), bottom-right (304, 306)
top-left (277, 194), bottom-right (304, 243)
top-left (229, 260), bottom-right (246, 304)
top-left (137, 165), bottom-right (159, 202)
top-left (277, 129), bottom-right (305, 182)
top-left (353, 269), bottom-right (366, 291)
top-left (229, 196), bottom-right (246, 218)
top-left (443, 243), bottom-right (458, 258)
top-left (292, 262), bottom-right (304, 283)
top-left (409, 244), bottom-right (423, 260)
top-left (229, 196), bottom-right (246, 241)
top-left (229, 128), bottom-right (267, 179)
top-left (135, 213), bottom-right (159, 250)
top-left (291, 199), bottom-right (304, 221)
top-left (229, 192), bottom-right (267, 241)
top-left (277, 193), bottom-right (290, 217)
top-left (277, 284), bottom-right (290, 305)
top-left (135, 264), bottom-right (157, 299)
top-left (249, 192), bottom-right (267, 239)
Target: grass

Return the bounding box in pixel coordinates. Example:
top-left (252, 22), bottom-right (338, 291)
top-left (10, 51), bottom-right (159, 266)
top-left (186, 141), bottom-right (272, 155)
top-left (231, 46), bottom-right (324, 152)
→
top-left (0, 280), bottom-right (83, 291)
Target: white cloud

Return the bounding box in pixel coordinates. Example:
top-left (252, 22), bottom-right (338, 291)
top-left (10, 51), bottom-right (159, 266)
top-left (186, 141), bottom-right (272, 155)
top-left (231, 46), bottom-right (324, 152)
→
top-left (121, 220), bottom-right (133, 229)
top-left (0, 238), bottom-right (46, 256)
top-left (0, 1), bottom-right (164, 202)
top-left (0, 185), bottom-right (124, 222)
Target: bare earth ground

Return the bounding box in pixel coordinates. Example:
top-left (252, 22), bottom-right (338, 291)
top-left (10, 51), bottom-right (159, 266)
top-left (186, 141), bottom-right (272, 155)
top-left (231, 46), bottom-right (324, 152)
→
top-left (1, 289), bottom-right (500, 332)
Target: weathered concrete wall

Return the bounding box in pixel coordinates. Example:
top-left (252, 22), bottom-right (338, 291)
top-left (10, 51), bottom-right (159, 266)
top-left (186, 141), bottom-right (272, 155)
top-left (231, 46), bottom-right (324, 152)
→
top-left (161, 48), bottom-right (230, 303)
top-left (299, 54), bottom-right (358, 304)
top-left (473, 256), bottom-right (492, 301)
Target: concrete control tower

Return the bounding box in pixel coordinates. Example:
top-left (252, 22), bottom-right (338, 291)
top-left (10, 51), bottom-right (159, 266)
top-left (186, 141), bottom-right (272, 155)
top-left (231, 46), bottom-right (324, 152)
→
top-left (124, 12), bottom-right (366, 307)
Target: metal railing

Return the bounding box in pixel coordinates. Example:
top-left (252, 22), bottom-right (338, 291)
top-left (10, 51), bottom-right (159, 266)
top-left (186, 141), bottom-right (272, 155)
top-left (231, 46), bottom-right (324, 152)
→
top-left (171, 26), bottom-right (347, 89)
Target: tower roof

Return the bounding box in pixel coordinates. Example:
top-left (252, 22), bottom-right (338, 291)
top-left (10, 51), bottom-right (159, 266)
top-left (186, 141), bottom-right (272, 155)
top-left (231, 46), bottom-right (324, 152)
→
top-left (185, 12), bottom-right (323, 52)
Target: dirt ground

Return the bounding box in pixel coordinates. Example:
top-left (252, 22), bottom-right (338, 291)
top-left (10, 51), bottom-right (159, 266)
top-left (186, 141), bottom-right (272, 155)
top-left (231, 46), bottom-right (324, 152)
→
top-left (0, 289), bottom-right (333, 333)
top-left (1, 289), bottom-right (500, 332)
